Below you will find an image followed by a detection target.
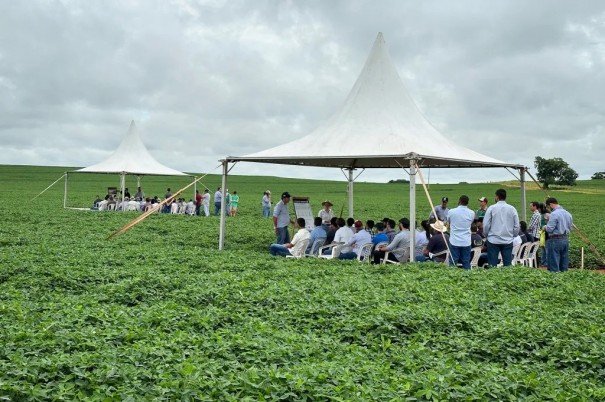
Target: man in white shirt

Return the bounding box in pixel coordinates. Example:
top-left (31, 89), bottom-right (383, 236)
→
top-left (446, 195), bottom-right (476, 269)
top-left (202, 189), bottom-right (211, 217)
top-left (269, 218), bottom-right (311, 257)
top-left (333, 217), bottom-right (354, 254)
top-left (339, 220), bottom-right (372, 260)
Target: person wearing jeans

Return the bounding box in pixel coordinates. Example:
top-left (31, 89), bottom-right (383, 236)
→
top-left (544, 197), bottom-right (573, 272)
top-left (482, 188), bottom-right (520, 267)
top-left (446, 195), bottom-right (476, 269)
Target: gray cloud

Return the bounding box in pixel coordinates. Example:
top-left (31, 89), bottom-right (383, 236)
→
top-left (0, 0), bottom-right (603, 183)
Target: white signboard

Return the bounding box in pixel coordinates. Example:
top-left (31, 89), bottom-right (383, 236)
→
top-left (292, 197), bottom-right (314, 230)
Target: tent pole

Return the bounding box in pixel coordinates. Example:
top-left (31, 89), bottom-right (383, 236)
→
top-left (409, 159), bottom-right (416, 262)
top-left (219, 161), bottom-right (228, 250)
top-left (137, 175), bottom-right (141, 188)
top-left (63, 172), bottom-right (68, 209)
top-left (121, 173), bottom-right (126, 212)
top-left (520, 168), bottom-right (527, 222)
top-left (348, 168), bottom-right (354, 218)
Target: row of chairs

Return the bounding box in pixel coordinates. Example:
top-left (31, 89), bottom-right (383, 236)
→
top-left (288, 238), bottom-right (541, 269)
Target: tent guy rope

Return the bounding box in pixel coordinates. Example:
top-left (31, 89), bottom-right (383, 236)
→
top-left (32, 174), bottom-right (66, 201)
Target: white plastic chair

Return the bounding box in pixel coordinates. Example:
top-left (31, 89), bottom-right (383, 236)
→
top-left (318, 243), bottom-right (344, 260)
top-left (430, 249), bottom-right (450, 265)
top-left (469, 246), bottom-right (483, 269)
top-left (512, 242), bottom-right (530, 266)
top-left (305, 238), bottom-right (326, 257)
top-left (357, 242), bottom-right (374, 263)
top-left (382, 247), bottom-right (410, 264)
top-left (523, 241), bottom-right (541, 267)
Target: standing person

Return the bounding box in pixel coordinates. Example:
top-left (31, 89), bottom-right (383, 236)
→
top-left (447, 195), bottom-right (477, 269)
top-left (543, 197), bottom-right (573, 273)
top-left (476, 196), bottom-right (488, 221)
top-left (229, 191), bottom-right (240, 217)
top-left (318, 200), bottom-right (334, 232)
top-left (262, 191), bottom-right (272, 217)
top-left (202, 189), bottom-right (210, 216)
top-left (195, 190), bottom-right (202, 216)
top-left (482, 188), bottom-right (520, 267)
top-left (134, 186), bottom-right (145, 200)
top-left (528, 201), bottom-right (542, 241)
top-left (213, 187), bottom-right (222, 216)
top-left (269, 218), bottom-right (310, 257)
top-left (273, 192), bottom-right (294, 244)
top-left (429, 197), bottom-right (449, 221)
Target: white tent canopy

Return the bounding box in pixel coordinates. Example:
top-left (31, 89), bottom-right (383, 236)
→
top-left (76, 120), bottom-right (187, 176)
top-left (65, 121), bottom-right (190, 209)
top-left (229, 33), bottom-right (519, 170)
top-left (222, 32), bottom-right (526, 253)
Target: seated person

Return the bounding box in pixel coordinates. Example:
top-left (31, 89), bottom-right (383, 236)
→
top-left (372, 218), bottom-right (411, 264)
top-left (98, 195), bottom-right (110, 211)
top-left (269, 218), bottom-right (310, 257)
top-left (306, 217), bottom-right (327, 254)
top-left (339, 220), bottom-right (372, 260)
top-left (185, 199), bottom-right (195, 215)
top-left (471, 222), bottom-right (483, 247)
top-left (365, 220), bottom-right (375, 239)
top-left (327, 217), bottom-right (354, 254)
top-left (92, 195), bottom-right (102, 209)
top-left (415, 220), bottom-right (431, 259)
top-left (418, 221), bottom-right (449, 262)
top-left (324, 217), bottom-right (339, 247)
top-left (371, 222), bottom-right (389, 246)
top-left (384, 219), bottom-right (397, 243)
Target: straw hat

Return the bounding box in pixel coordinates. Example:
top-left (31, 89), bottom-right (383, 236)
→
top-left (322, 200), bottom-right (333, 207)
top-left (430, 220), bottom-right (447, 233)
top-left (266, 190), bottom-right (271, 194)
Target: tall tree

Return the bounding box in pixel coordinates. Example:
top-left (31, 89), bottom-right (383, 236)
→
top-left (534, 157), bottom-right (578, 189)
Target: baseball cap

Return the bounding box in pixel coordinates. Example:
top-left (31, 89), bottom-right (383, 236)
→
top-left (354, 220), bottom-right (363, 228)
top-left (281, 191), bottom-right (291, 198)
top-left (441, 197), bottom-right (448, 202)
top-left (479, 196), bottom-right (487, 202)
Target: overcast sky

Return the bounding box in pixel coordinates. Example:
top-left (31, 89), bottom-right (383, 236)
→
top-left (1, 0), bottom-right (604, 183)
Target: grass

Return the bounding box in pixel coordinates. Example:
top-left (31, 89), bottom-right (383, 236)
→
top-left (0, 165), bottom-right (604, 400)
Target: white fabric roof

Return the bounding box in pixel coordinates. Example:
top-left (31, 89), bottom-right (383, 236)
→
top-left (228, 33), bottom-right (522, 169)
top-left (76, 121), bottom-right (187, 176)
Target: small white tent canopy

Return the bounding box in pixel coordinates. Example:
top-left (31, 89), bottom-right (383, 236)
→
top-left (222, 32), bottom-right (526, 254)
top-left (64, 121), bottom-right (190, 208)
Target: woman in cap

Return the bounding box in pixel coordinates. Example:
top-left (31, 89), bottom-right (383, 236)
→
top-left (318, 200), bottom-right (334, 232)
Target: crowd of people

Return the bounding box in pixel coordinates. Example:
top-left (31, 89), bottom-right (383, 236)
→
top-left (267, 189), bottom-right (574, 273)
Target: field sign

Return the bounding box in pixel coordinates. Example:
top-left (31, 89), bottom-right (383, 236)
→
top-left (292, 197), bottom-right (314, 230)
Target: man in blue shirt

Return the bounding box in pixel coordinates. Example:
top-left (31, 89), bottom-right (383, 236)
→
top-left (306, 217), bottom-right (327, 255)
top-left (273, 192), bottom-right (294, 244)
top-left (544, 197), bottom-right (573, 272)
top-left (446, 195), bottom-right (476, 269)
top-left (483, 189), bottom-right (520, 267)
